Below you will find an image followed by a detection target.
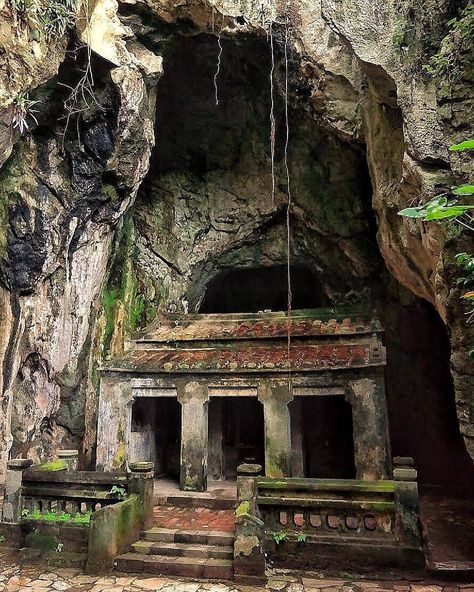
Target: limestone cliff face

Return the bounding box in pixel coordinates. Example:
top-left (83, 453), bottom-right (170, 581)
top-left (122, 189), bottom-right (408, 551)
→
top-left (0, 0), bottom-right (472, 477)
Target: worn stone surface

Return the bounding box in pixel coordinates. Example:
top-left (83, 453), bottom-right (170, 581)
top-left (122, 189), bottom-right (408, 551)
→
top-left (0, 0), bottom-right (473, 479)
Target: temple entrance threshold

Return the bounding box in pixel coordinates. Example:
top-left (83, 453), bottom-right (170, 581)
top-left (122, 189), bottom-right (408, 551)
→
top-left (154, 477), bottom-right (237, 510)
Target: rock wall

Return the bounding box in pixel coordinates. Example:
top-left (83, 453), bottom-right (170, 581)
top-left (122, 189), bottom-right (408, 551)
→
top-left (0, 0), bottom-right (472, 478)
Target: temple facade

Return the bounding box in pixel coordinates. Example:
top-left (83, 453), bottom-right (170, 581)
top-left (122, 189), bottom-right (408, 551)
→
top-left (96, 308), bottom-right (389, 491)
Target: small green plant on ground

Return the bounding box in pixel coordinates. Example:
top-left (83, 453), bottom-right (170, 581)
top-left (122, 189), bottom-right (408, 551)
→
top-left (296, 532), bottom-right (307, 543)
top-left (0, 535), bottom-right (6, 543)
top-left (21, 508), bottom-right (92, 524)
top-left (109, 484), bottom-right (127, 500)
top-left (272, 531), bottom-right (288, 545)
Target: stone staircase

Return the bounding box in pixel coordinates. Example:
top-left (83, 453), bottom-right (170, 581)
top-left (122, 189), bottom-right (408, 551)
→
top-left (115, 525), bottom-right (235, 580)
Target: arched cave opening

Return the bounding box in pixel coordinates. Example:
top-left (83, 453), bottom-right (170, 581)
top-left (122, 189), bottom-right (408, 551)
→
top-left (129, 22), bottom-right (474, 491)
top-left (199, 264), bottom-right (329, 313)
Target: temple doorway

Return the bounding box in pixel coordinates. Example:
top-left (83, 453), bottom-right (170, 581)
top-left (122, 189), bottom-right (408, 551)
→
top-left (130, 397), bottom-right (181, 481)
top-left (290, 396), bottom-right (356, 479)
top-left (208, 397), bottom-right (264, 479)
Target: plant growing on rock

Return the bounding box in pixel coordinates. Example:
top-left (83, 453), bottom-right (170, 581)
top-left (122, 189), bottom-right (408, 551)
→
top-left (272, 531), bottom-right (288, 545)
top-left (12, 92), bottom-right (40, 134)
top-left (399, 139), bottom-right (474, 354)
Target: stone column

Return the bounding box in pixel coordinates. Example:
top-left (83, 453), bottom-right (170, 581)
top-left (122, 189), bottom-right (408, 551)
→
top-left (2, 459), bottom-right (33, 523)
top-left (58, 449), bottom-right (78, 471)
top-left (346, 374), bottom-right (391, 480)
top-left (258, 380), bottom-right (293, 478)
top-left (96, 376), bottom-right (132, 472)
top-left (289, 399), bottom-right (305, 477)
top-left (208, 398), bottom-right (224, 480)
top-left (176, 380), bottom-right (209, 491)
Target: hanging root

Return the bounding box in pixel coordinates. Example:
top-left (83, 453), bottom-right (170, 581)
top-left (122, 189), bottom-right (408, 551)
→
top-left (269, 21), bottom-right (276, 205)
top-left (283, 14), bottom-right (293, 382)
top-left (214, 16), bottom-right (223, 106)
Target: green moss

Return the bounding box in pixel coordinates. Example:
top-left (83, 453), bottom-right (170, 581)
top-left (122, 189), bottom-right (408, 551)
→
top-left (236, 501), bottom-right (250, 517)
top-left (37, 459), bottom-right (68, 471)
top-left (25, 532), bottom-right (59, 551)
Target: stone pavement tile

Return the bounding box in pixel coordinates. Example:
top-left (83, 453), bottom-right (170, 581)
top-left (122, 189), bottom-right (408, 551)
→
top-left (39, 574), bottom-right (59, 581)
top-left (114, 579), bottom-right (134, 586)
top-left (267, 579), bottom-right (287, 591)
top-left (133, 578), bottom-right (174, 590)
top-left (54, 570), bottom-right (81, 579)
top-left (52, 582), bottom-right (71, 590)
top-left (69, 576), bottom-right (99, 585)
top-left (287, 584), bottom-right (304, 592)
top-left (26, 580), bottom-right (52, 587)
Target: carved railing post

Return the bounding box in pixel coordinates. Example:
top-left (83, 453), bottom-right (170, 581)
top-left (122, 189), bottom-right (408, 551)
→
top-left (1, 459), bottom-right (33, 523)
top-left (234, 463), bottom-right (266, 584)
top-left (58, 449), bottom-right (79, 471)
top-left (393, 456), bottom-right (424, 565)
top-left (128, 461), bottom-right (155, 530)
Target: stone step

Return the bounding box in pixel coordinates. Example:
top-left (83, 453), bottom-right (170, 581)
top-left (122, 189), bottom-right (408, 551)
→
top-left (132, 540), bottom-right (233, 560)
top-left (143, 527), bottom-right (234, 546)
top-left (155, 492), bottom-right (236, 511)
top-left (115, 552), bottom-right (234, 580)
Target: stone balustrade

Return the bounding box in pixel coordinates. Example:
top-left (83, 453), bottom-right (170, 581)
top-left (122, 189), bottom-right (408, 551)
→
top-left (234, 458), bottom-right (424, 579)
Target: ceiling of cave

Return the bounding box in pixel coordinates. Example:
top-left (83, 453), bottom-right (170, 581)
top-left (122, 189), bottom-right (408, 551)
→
top-left (130, 30), bottom-right (380, 314)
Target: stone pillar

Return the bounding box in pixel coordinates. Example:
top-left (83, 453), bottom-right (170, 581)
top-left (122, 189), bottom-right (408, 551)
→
top-left (289, 399), bottom-right (304, 477)
top-left (208, 398), bottom-right (224, 480)
top-left (346, 374), bottom-right (391, 480)
top-left (58, 449), bottom-right (79, 471)
top-left (176, 381), bottom-right (209, 491)
top-left (393, 457), bottom-right (424, 565)
top-left (258, 381), bottom-right (293, 478)
top-left (234, 463), bottom-right (265, 584)
top-left (1, 459), bottom-right (33, 523)
top-left (96, 376), bottom-right (132, 471)
top-left (128, 461), bottom-right (155, 530)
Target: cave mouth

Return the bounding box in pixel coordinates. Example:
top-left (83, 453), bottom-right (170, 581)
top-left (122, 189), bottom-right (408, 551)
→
top-left (128, 22), bottom-right (474, 492)
top-left (199, 264), bottom-right (330, 313)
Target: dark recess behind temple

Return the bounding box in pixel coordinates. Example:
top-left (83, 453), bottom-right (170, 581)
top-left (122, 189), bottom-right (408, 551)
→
top-left (200, 264), bottom-right (474, 490)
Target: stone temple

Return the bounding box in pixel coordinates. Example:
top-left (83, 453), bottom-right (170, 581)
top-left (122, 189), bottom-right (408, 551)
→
top-left (97, 308), bottom-right (389, 491)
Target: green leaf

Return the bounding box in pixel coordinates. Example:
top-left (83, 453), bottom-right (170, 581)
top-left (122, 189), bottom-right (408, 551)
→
top-left (449, 139), bottom-right (474, 151)
top-left (398, 207), bottom-right (426, 218)
top-left (424, 206), bottom-right (473, 220)
top-left (426, 195), bottom-right (447, 210)
top-left (452, 185), bottom-right (474, 196)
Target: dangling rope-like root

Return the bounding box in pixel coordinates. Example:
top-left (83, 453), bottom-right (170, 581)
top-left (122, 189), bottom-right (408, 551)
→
top-left (269, 21), bottom-right (276, 206)
top-left (283, 13), bottom-right (293, 382)
top-left (214, 15), bottom-right (224, 106)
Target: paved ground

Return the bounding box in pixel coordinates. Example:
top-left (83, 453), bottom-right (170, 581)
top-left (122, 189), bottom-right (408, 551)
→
top-left (0, 555), bottom-right (473, 592)
top-left (152, 506), bottom-right (235, 532)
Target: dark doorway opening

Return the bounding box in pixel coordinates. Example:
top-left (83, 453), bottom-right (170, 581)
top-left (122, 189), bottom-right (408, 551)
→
top-left (130, 397), bottom-right (181, 481)
top-left (199, 265), bottom-right (329, 314)
top-left (208, 397), bottom-right (264, 479)
top-left (290, 396), bottom-right (356, 478)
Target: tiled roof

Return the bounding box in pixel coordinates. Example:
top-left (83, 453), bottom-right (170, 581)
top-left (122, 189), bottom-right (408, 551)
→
top-left (102, 307), bottom-right (385, 375)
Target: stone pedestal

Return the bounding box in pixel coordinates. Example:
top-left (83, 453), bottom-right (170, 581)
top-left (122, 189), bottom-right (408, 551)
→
top-left (128, 461), bottom-right (155, 530)
top-left (58, 449), bottom-right (79, 471)
top-left (176, 380), bottom-right (209, 491)
top-left (346, 375), bottom-right (391, 480)
top-left (258, 381), bottom-right (293, 478)
top-left (2, 459), bottom-right (33, 523)
top-left (234, 463), bottom-right (265, 584)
